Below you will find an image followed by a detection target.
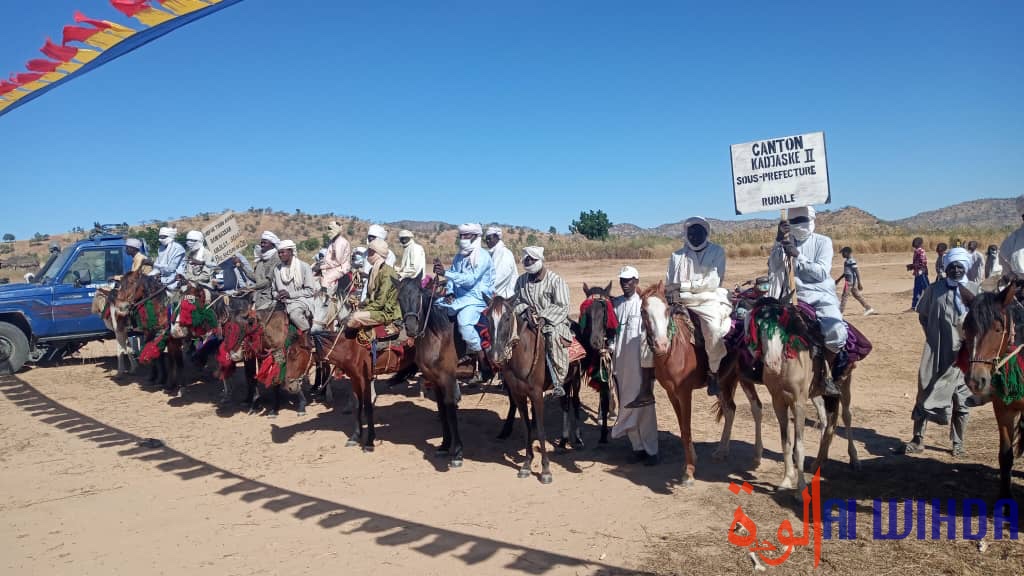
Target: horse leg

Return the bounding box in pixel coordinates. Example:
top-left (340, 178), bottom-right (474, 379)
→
top-left (712, 369), bottom-right (738, 462)
top-left (598, 380), bottom-right (610, 444)
top-left (792, 399), bottom-right (808, 495)
top-left (515, 392), bottom-right (533, 479)
top-left (666, 393), bottom-right (694, 487)
top-left (771, 391), bottom-right (796, 490)
top-left (296, 386), bottom-right (307, 417)
top-left (267, 385), bottom-right (280, 418)
top-left (345, 385), bottom-right (363, 447)
top-left (841, 374), bottom-right (860, 470)
top-left (447, 387), bottom-right (464, 468)
top-left (497, 385), bottom-right (517, 440)
top-left (740, 379), bottom-right (763, 468)
top-left (435, 391), bottom-right (451, 457)
top-left (681, 390), bottom-right (696, 484)
top-left (363, 370), bottom-right (376, 452)
top-left (558, 393), bottom-right (570, 450)
top-left (810, 395), bottom-right (839, 474)
top-left (571, 381), bottom-right (584, 449)
top-left (534, 389), bottom-right (552, 484)
top-left (997, 407), bottom-right (1016, 501)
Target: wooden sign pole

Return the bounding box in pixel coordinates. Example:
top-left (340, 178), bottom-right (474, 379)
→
top-left (782, 208), bottom-right (797, 305)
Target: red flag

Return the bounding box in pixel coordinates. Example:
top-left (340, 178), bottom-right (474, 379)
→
top-left (74, 10), bottom-right (112, 30)
top-left (110, 0), bottom-right (153, 18)
top-left (11, 72), bottom-right (45, 86)
top-left (0, 81), bottom-right (19, 94)
top-left (41, 38), bottom-right (79, 62)
top-left (62, 25), bottom-right (101, 45)
top-left (26, 59), bottom-right (61, 73)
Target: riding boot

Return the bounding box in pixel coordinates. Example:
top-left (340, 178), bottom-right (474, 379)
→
top-left (705, 371), bottom-right (720, 397)
top-left (821, 349), bottom-right (844, 398)
top-left (625, 372), bottom-right (656, 408)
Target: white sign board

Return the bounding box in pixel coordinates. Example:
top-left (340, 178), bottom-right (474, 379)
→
top-left (201, 211), bottom-right (244, 264)
top-left (730, 131), bottom-right (830, 215)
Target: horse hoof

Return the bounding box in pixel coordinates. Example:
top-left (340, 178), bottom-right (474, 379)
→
top-left (266, 411), bottom-right (278, 419)
top-left (362, 444), bottom-right (375, 453)
top-left (540, 473), bottom-right (553, 484)
top-left (450, 458), bottom-right (463, 469)
top-left (297, 410), bottom-right (306, 417)
top-left (680, 477), bottom-right (695, 488)
top-left (435, 449), bottom-right (450, 458)
top-left (517, 468), bottom-right (531, 479)
top-left (345, 439), bottom-right (358, 447)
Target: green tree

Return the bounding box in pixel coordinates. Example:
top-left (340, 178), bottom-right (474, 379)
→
top-left (321, 233), bottom-right (331, 248)
top-left (135, 227), bottom-right (160, 252)
top-left (569, 209), bottom-right (613, 241)
top-left (548, 226), bottom-right (557, 235)
top-left (2, 233), bottom-right (13, 243)
top-left (526, 233), bottom-right (538, 245)
top-left (301, 238), bottom-right (321, 252)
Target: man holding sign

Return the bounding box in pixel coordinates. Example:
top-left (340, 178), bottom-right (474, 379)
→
top-left (767, 207), bottom-right (845, 398)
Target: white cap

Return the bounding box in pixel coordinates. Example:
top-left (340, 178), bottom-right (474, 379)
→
top-left (126, 238), bottom-right (143, 250)
top-left (398, 229), bottom-right (414, 239)
top-left (186, 230), bottom-right (203, 242)
top-left (278, 240), bottom-right (297, 251)
top-left (367, 224), bottom-right (387, 239)
top-left (618, 265), bottom-right (639, 279)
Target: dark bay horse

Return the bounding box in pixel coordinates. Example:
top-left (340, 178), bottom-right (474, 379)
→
top-left (285, 324), bottom-right (416, 451)
top-left (963, 285), bottom-right (1024, 503)
top-left (484, 295), bottom-right (555, 483)
top-left (113, 270), bottom-right (184, 393)
top-left (396, 274), bottom-right (465, 468)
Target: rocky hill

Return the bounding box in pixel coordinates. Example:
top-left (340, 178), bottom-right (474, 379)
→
top-left (892, 197), bottom-right (1017, 230)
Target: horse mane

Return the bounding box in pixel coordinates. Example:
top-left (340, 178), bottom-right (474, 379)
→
top-left (639, 280), bottom-right (665, 301)
top-left (966, 290), bottom-right (1006, 334)
top-left (421, 289), bottom-right (452, 334)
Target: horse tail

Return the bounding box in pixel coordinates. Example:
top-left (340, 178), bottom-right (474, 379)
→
top-left (1016, 414), bottom-right (1024, 458)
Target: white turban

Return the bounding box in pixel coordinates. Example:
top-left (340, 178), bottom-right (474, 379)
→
top-left (278, 239), bottom-right (297, 251)
top-left (788, 206), bottom-right (816, 221)
top-left (186, 230), bottom-right (203, 242)
top-left (398, 229), bottom-right (414, 239)
top-left (261, 231), bottom-right (280, 246)
top-left (618, 265), bottom-right (639, 279)
top-left (368, 238), bottom-right (389, 256)
top-left (126, 238), bottom-right (143, 250)
top-left (523, 246), bottom-right (544, 261)
top-left (458, 223), bottom-right (483, 236)
top-left (787, 206), bottom-right (816, 239)
top-left (367, 224), bottom-right (388, 240)
top-left (485, 226), bottom-right (502, 238)
top-left (1016, 195), bottom-right (1024, 216)
top-left (943, 247), bottom-right (971, 271)
top-left (328, 221), bottom-right (344, 238)
top-left (683, 216), bottom-right (710, 250)
top-left (158, 227), bottom-right (176, 238)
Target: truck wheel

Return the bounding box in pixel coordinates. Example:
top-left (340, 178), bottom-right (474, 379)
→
top-left (0, 321), bottom-right (30, 376)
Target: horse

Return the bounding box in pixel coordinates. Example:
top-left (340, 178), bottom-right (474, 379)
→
top-left (484, 295), bottom-right (557, 482)
top-left (91, 284), bottom-right (137, 376)
top-left (112, 270), bottom-right (185, 393)
top-left (963, 285), bottom-right (1024, 503)
top-left (284, 320), bottom-right (416, 450)
top-left (395, 274), bottom-right (465, 468)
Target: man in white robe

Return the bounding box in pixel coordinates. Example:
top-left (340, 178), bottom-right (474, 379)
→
top-left (272, 240), bottom-right (316, 331)
top-left (665, 216), bottom-right (732, 399)
top-left (610, 265), bottom-right (659, 465)
top-left (395, 229), bottom-right (426, 280)
top-left (485, 226), bottom-right (518, 300)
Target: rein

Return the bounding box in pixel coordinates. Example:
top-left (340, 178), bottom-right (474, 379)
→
top-left (971, 308), bottom-right (1016, 368)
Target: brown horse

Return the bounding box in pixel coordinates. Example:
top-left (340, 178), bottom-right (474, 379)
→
top-left (638, 280), bottom-right (749, 486)
top-left (112, 270), bottom-right (185, 393)
top-left (484, 295), bottom-right (554, 483)
top-left (91, 285), bottom-right (137, 376)
top-left (284, 326), bottom-right (416, 451)
top-left (396, 274), bottom-right (465, 468)
top-left (963, 285), bottom-right (1024, 503)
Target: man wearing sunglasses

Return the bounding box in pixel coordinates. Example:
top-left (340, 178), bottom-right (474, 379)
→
top-left (767, 206), bottom-right (845, 398)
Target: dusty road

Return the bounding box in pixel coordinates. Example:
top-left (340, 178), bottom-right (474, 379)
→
top-left (2, 253), bottom-right (1022, 575)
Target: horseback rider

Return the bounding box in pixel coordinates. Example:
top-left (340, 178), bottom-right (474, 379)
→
top-left (511, 246), bottom-right (570, 399)
top-left (485, 226), bottom-right (518, 300)
top-left (125, 238), bottom-right (152, 274)
top-left (317, 221), bottom-right (353, 330)
top-left (999, 195), bottom-right (1024, 284)
top-left (365, 224), bottom-right (397, 270)
top-left (181, 230), bottom-right (213, 286)
top-left (767, 206), bottom-right (845, 398)
top-left (247, 231), bottom-right (282, 313)
top-left (351, 246), bottom-right (370, 303)
top-left (395, 230), bottom-right (426, 280)
top-left (347, 238), bottom-right (401, 329)
top-left (273, 240), bottom-right (316, 332)
top-left (147, 226), bottom-right (186, 295)
top-left (664, 216), bottom-right (732, 401)
top-left (432, 223), bottom-right (495, 383)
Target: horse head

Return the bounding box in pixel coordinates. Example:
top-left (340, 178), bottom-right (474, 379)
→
top-left (112, 270), bottom-right (152, 317)
top-left (484, 294), bottom-right (517, 368)
top-left (639, 280), bottom-right (671, 355)
top-left (964, 284), bottom-right (1018, 400)
top-left (580, 281), bottom-right (613, 352)
top-left (395, 272), bottom-right (429, 338)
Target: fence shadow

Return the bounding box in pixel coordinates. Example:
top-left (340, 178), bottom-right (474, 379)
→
top-left (0, 375), bottom-right (647, 576)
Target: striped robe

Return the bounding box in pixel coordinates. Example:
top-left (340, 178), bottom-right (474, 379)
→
top-left (512, 269), bottom-right (572, 385)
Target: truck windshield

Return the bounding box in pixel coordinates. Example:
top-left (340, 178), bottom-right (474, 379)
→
top-left (38, 250), bottom-right (72, 284)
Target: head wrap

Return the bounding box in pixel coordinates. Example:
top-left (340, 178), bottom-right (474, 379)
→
top-left (787, 206), bottom-right (816, 241)
top-left (1016, 195), bottom-right (1024, 216)
top-left (368, 238), bottom-right (389, 257)
top-left (398, 229), bottom-right (414, 239)
top-left (458, 223), bottom-right (483, 236)
top-left (328, 221), bottom-right (344, 238)
top-left (261, 231), bottom-right (281, 246)
top-left (485, 226), bottom-right (502, 238)
top-left (158, 227), bottom-right (176, 238)
top-left (278, 239), bottom-right (297, 251)
top-left (277, 241), bottom-right (301, 283)
top-left (683, 216), bottom-right (710, 251)
top-left (186, 230), bottom-right (203, 242)
top-left (523, 246), bottom-right (545, 261)
top-left (788, 206), bottom-right (816, 221)
top-left (618, 265), bottom-right (639, 279)
top-left (367, 224), bottom-right (388, 240)
top-left (126, 238), bottom-right (143, 250)
top-left (943, 247), bottom-right (971, 272)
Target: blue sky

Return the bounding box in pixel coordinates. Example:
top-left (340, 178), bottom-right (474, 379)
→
top-left (1, 1), bottom-right (1021, 238)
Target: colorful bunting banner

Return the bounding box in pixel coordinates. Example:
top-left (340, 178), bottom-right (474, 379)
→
top-left (0, 0), bottom-right (246, 118)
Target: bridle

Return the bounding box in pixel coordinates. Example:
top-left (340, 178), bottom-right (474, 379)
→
top-left (969, 306), bottom-right (1020, 371)
top-left (640, 292), bottom-right (674, 357)
top-left (403, 278), bottom-right (438, 340)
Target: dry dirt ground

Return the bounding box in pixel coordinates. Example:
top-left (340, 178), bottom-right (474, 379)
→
top-left (2, 253), bottom-right (1023, 575)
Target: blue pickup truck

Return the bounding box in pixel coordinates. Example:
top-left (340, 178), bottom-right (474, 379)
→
top-left (0, 232), bottom-right (136, 375)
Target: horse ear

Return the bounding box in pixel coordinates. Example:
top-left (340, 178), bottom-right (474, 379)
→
top-left (656, 279), bottom-right (664, 294)
top-left (582, 282), bottom-right (590, 294)
top-left (415, 271), bottom-right (423, 282)
top-left (1002, 284), bottom-right (1017, 307)
top-left (604, 281), bottom-right (612, 295)
top-left (484, 293), bottom-right (492, 307)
